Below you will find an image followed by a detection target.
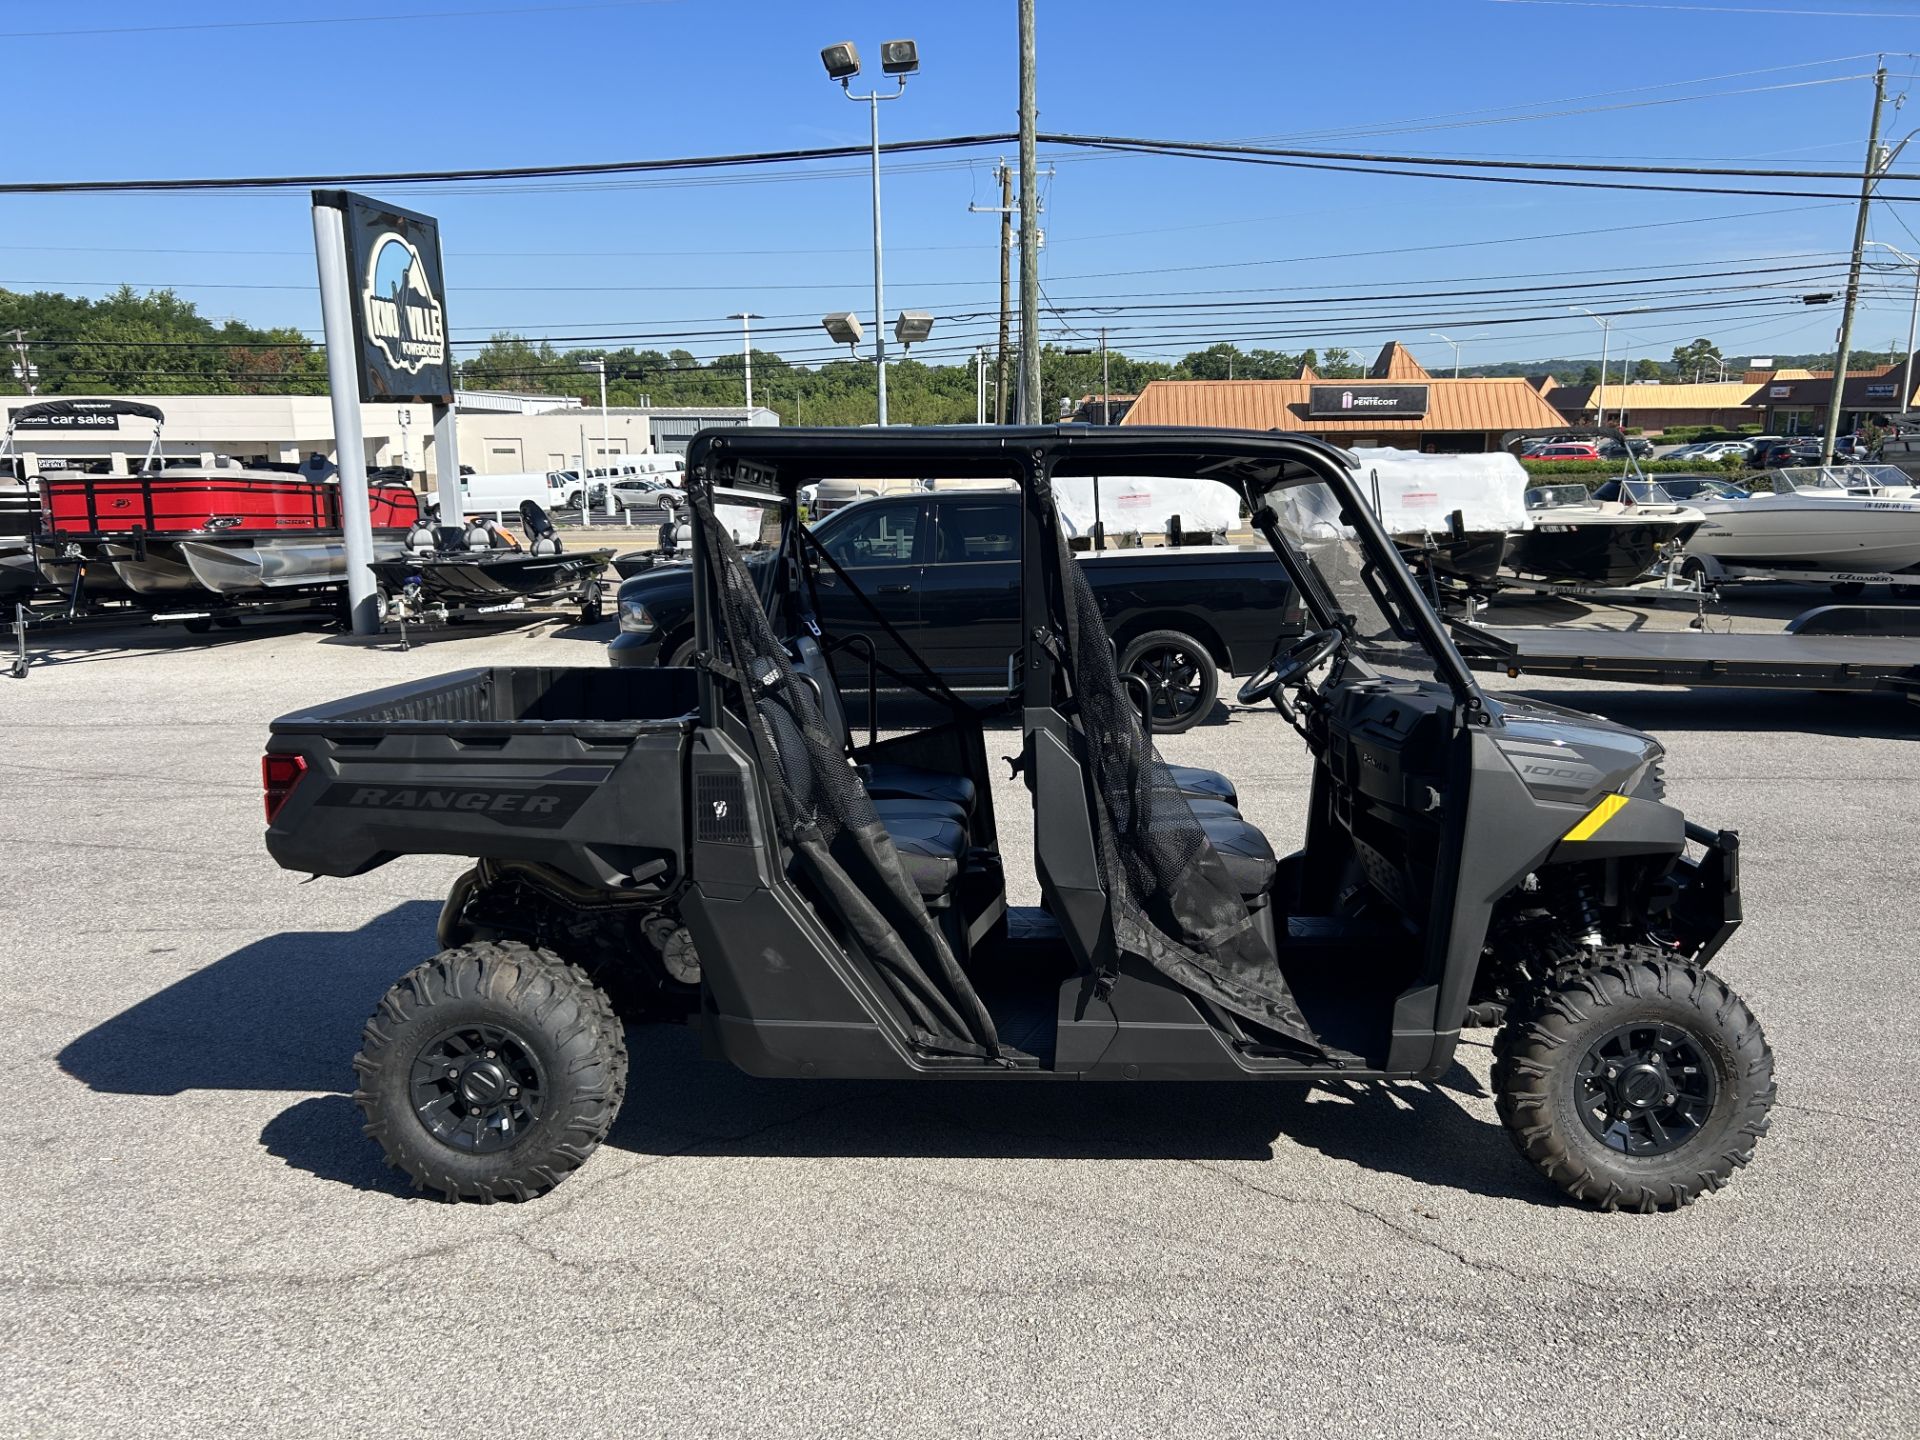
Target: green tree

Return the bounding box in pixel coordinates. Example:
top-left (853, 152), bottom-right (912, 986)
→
top-left (1670, 338), bottom-right (1724, 382)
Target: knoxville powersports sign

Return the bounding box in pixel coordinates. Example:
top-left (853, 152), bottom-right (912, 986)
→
top-left (319, 190), bottom-right (453, 404)
top-left (1307, 384), bottom-right (1430, 418)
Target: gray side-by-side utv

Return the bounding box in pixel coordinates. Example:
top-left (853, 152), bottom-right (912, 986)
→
top-left (263, 427), bottom-right (1774, 1210)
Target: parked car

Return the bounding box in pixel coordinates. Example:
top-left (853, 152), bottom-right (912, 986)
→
top-left (610, 488), bottom-right (1300, 733)
top-left (1762, 439), bottom-right (1823, 469)
top-left (565, 455), bottom-right (685, 508)
top-left (1526, 442), bottom-right (1603, 461)
top-left (1686, 440), bottom-right (1755, 464)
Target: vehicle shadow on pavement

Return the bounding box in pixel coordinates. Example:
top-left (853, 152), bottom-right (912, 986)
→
top-left (590, 1025), bottom-right (1554, 1207)
top-left (57, 903), bottom-right (1548, 1207)
top-left (1495, 685), bottom-right (1918, 741)
top-left (57, 903), bottom-right (440, 1100)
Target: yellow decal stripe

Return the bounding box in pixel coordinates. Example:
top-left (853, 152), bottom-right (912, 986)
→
top-left (1562, 793), bottom-right (1629, 842)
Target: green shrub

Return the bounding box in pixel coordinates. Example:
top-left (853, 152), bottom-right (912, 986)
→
top-left (1519, 458), bottom-right (1751, 476)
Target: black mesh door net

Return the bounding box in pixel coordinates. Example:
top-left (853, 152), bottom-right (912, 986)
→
top-left (1044, 495), bottom-right (1323, 1054)
top-left (689, 483), bottom-right (1004, 1060)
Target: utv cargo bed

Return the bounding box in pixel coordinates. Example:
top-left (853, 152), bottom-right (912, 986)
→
top-left (264, 666), bottom-right (698, 886)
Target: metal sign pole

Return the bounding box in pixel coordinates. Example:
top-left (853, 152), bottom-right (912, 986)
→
top-left (311, 198), bottom-right (379, 636)
top-left (431, 402), bottom-right (462, 528)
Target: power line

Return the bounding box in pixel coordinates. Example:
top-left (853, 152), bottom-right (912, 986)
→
top-left (0, 1), bottom-right (675, 41)
top-left (1487, 1), bottom-right (1920, 17)
top-left (0, 134), bottom-right (1019, 196)
top-left (1042, 129), bottom-right (1920, 185)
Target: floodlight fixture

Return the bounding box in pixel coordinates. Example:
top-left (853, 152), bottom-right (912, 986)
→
top-left (822, 312), bottom-right (865, 352)
top-left (879, 39), bottom-right (919, 75)
top-left (820, 42), bottom-right (861, 81)
top-left (893, 310), bottom-right (934, 349)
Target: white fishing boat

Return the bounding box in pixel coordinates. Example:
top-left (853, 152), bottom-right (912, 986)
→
top-left (1682, 465), bottom-right (1920, 577)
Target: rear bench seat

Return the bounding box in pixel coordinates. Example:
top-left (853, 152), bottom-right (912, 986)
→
top-left (786, 636), bottom-right (1238, 814)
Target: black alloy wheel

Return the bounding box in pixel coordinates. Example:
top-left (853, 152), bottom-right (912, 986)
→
top-left (409, 1022), bottom-right (546, 1155)
top-left (1121, 629), bottom-right (1218, 735)
top-left (1574, 1020), bottom-right (1717, 1156)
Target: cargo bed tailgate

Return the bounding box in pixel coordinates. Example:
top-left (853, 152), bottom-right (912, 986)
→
top-left (264, 666), bottom-right (696, 888)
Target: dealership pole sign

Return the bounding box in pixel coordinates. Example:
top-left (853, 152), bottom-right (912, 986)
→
top-left (315, 189), bottom-right (453, 405)
top-left (1307, 384), bottom-right (1430, 418)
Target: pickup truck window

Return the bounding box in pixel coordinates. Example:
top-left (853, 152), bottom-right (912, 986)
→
top-left (820, 502), bottom-right (919, 568)
top-left (933, 501), bottom-right (1017, 563)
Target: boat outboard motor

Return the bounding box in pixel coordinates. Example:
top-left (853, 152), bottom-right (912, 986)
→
top-left (519, 500), bottom-right (564, 557)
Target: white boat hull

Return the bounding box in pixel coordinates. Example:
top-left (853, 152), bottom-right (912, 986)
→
top-left (1684, 494), bottom-right (1920, 574)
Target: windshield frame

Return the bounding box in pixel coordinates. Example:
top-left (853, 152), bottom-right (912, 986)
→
top-left (1245, 456), bottom-right (1490, 715)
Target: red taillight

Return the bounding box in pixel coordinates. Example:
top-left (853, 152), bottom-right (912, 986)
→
top-left (262, 752), bottom-right (307, 823)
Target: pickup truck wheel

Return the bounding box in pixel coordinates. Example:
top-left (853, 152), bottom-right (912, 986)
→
top-left (1492, 953), bottom-right (1774, 1212)
top-left (1120, 630), bottom-right (1217, 735)
top-left (352, 941), bottom-right (628, 1203)
top-left (666, 635), bottom-right (698, 668)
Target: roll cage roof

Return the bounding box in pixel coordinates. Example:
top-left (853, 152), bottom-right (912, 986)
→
top-left (685, 424), bottom-right (1364, 492)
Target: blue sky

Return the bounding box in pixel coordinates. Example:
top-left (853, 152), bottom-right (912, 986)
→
top-left (6, 0), bottom-right (1920, 374)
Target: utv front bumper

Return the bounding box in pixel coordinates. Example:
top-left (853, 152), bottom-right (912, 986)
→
top-left (1669, 821), bottom-right (1741, 963)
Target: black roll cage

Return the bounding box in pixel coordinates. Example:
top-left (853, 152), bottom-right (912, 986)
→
top-left (682, 425), bottom-right (1490, 718)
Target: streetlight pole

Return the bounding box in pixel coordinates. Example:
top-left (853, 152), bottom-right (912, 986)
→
top-left (1866, 241), bottom-right (1920, 422)
top-left (1099, 326), bottom-right (1111, 425)
top-left (822, 45), bottom-right (913, 426)
top-left (1571, 307), bottom-right (1613, 429)
top-left (730, 312), bottom-right (762, 409)
top-left (1429, 330), bottom-right (1461, 379)
top-left (580, 357), bottom-right (609, 515)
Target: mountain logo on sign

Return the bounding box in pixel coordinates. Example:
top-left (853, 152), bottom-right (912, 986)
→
top-left (361, 232), bottom-right (446, 375)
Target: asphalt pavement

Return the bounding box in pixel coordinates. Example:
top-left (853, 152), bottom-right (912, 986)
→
top-left (1, 609), bottom-right (1916, 1438)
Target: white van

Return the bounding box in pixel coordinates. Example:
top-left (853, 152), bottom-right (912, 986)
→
top-left (426, 470), bottom-right (572, 519)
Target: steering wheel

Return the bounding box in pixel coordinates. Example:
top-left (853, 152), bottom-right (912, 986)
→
top-left (1238, 625), bottom-right (1345, 707)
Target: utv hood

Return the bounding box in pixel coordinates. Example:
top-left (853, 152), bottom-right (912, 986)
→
top-left (1490, 695), bottom-right (1665, 807)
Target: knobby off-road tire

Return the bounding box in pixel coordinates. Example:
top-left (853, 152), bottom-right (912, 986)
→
top-left (353, 942), bottom-right (628, 1203)
top-left (1493, 948), bottom-right (1775, 1212)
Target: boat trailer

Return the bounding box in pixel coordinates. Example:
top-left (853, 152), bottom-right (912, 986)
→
top-left (1452, 605), bottom-right (1920, 707)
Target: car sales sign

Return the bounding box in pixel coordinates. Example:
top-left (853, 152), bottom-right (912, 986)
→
top-left (1307, 384), bottom-right (1430, 418)
top-left (323, 190), bottom-right (453, 405)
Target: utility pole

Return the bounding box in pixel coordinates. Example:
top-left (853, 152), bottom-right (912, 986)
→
top-left (997, 161), bottom-right (1013, 423)
top-left (1825, 66), bottom-right (1888, 466)
top-left (1100, 326), bottom-right (1110, 425)
top-left (730, 312), bottom-right (762, 409)
top-left (1017, 0), bottom-right (1040, 425)
top-left (7, 329), bottom-right (36, 396)
top-left (966, 160), bottom-right (1017, 424)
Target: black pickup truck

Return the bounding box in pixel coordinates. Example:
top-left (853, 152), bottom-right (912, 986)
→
top-left (610, 489), bottom-right (1296, 732)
